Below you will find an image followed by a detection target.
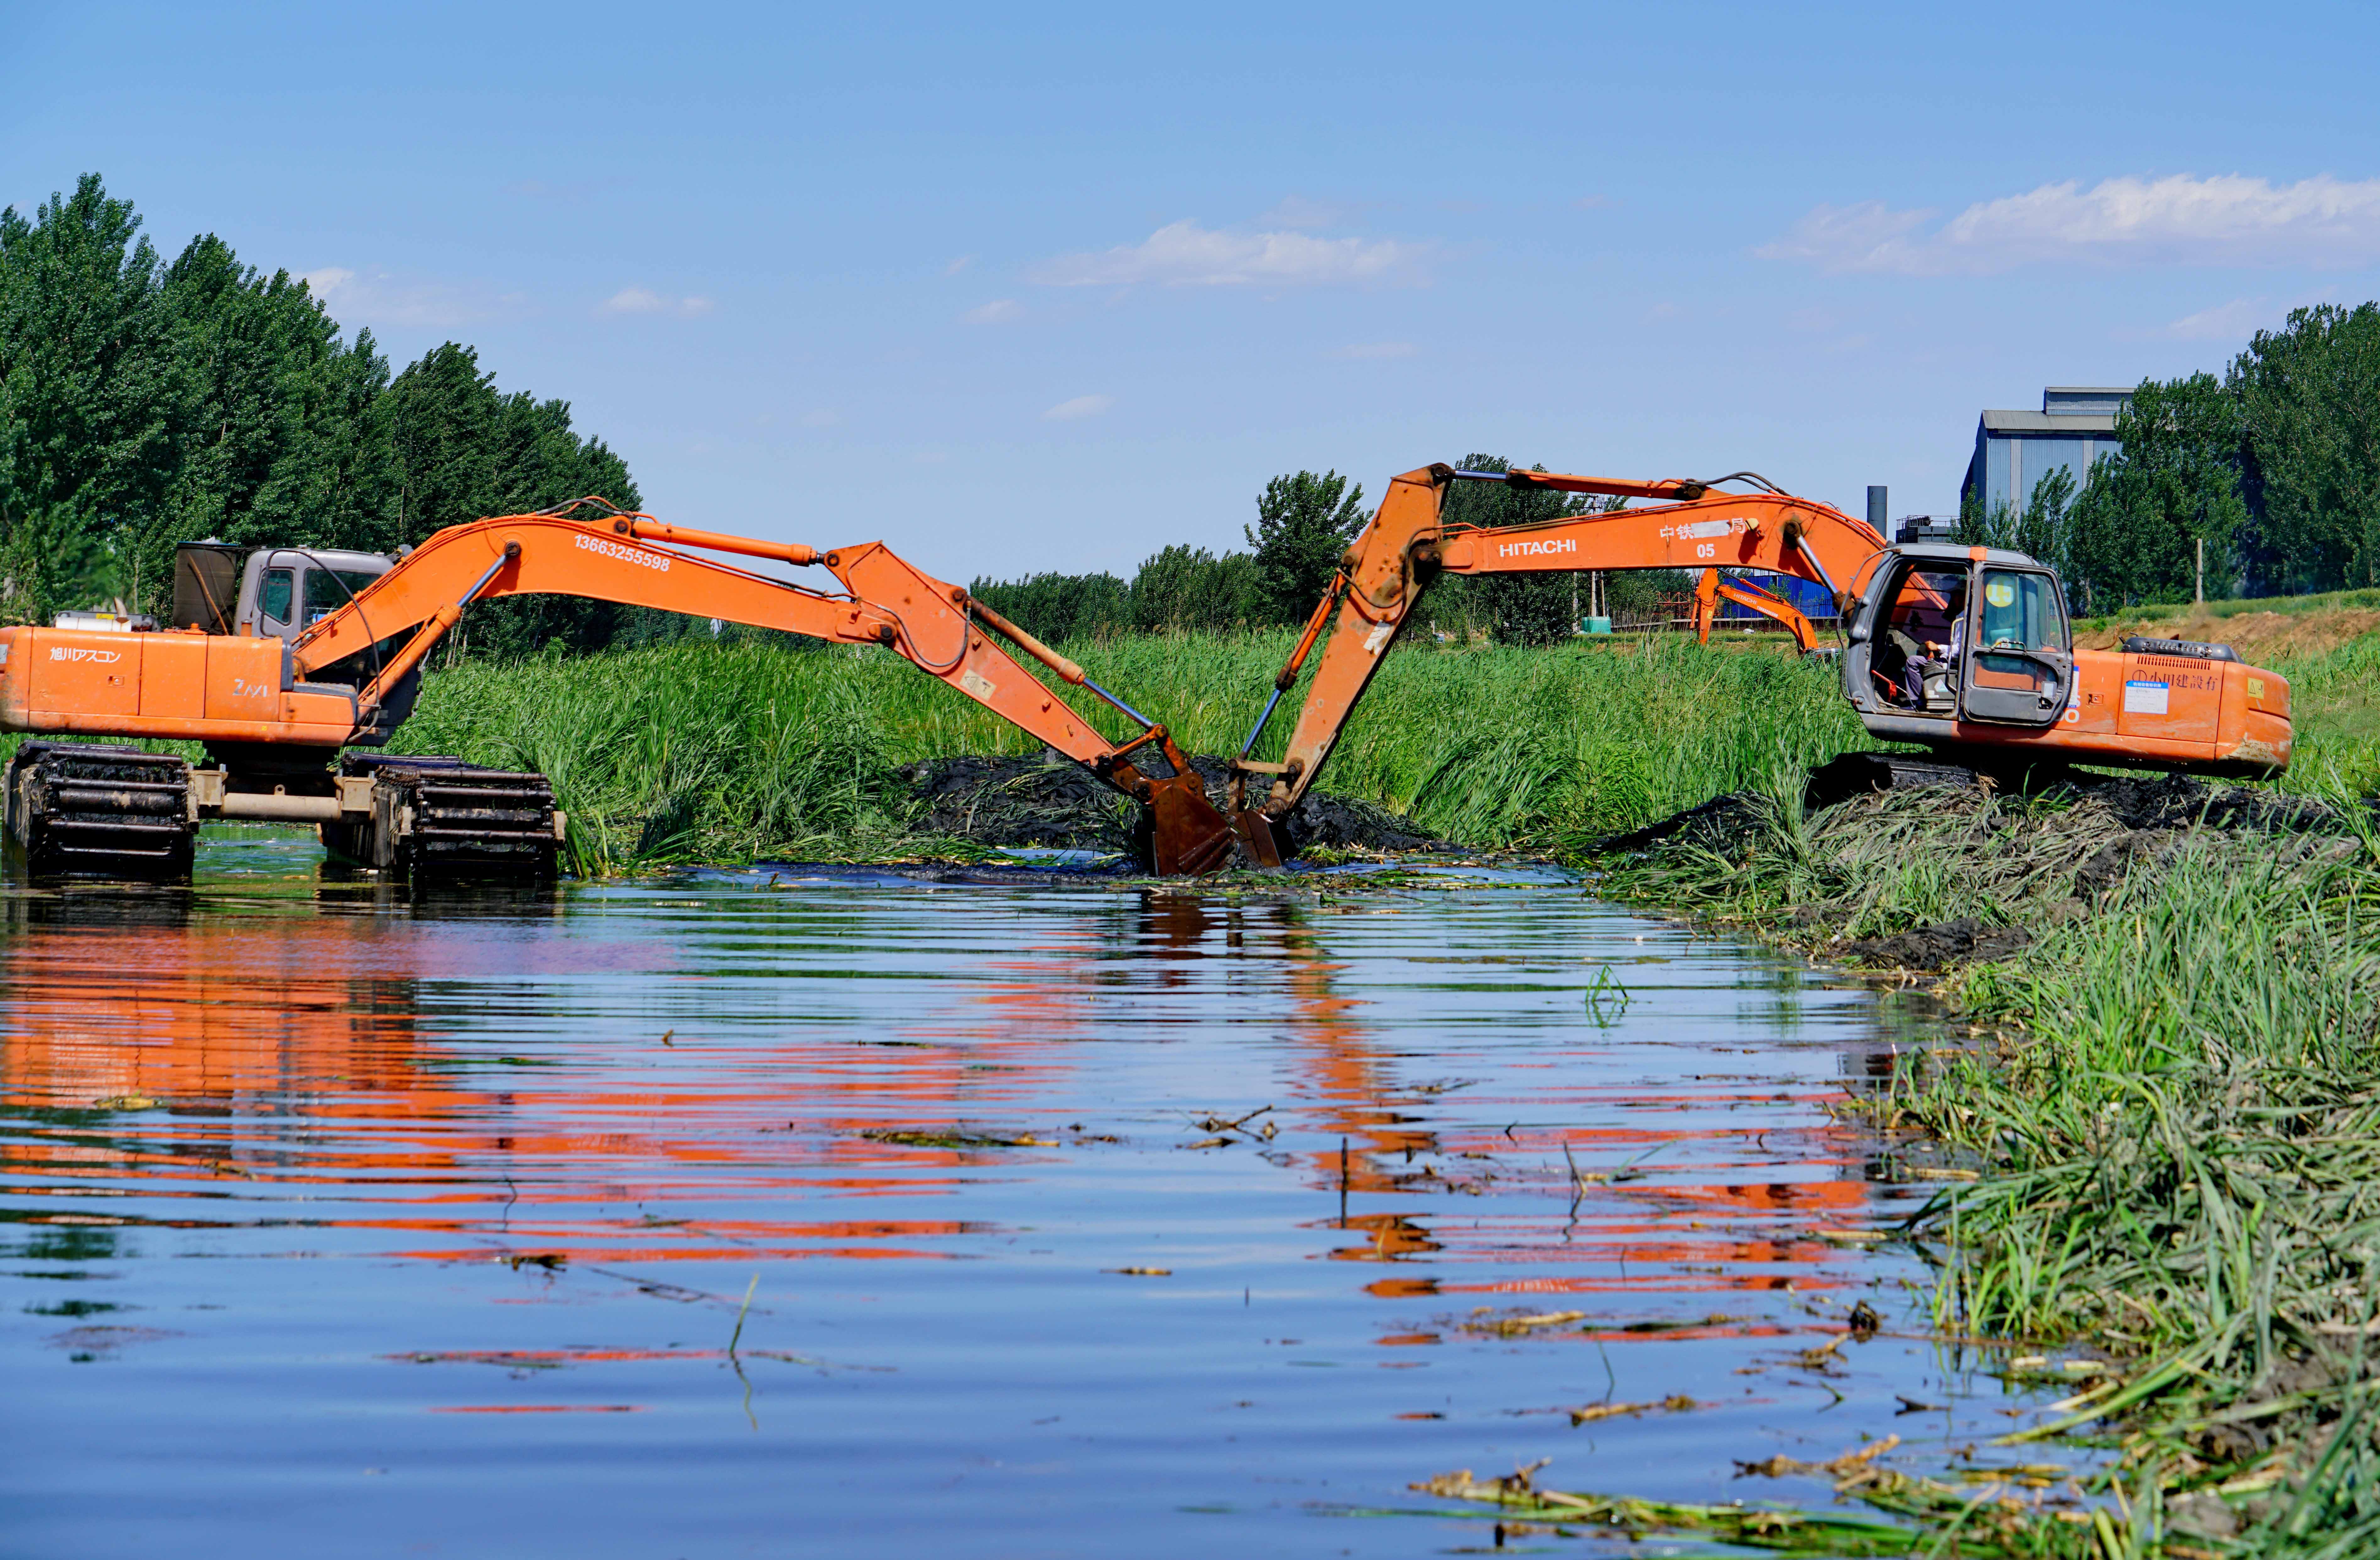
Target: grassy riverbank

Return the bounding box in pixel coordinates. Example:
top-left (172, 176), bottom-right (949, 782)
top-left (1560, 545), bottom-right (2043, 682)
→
top-left (388, 630), bottom-right (1862, 873)
top-left (1574, 626), bottom-right (2380, 1554)
top-left (388, 610), bottom-right (2379, 875)
top-left (1590, 776), bottom-right (2380, 1555)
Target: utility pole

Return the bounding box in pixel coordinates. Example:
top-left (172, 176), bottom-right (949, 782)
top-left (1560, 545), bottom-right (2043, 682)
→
top-left (2195, 537), bottom-right (2205, 604)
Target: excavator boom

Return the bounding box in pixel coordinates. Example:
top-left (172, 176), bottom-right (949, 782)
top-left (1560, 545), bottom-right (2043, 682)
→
top-left (1235, 464), bottom-right (1889, 831)
top-left (293, 507), bottom-right (1127, 766)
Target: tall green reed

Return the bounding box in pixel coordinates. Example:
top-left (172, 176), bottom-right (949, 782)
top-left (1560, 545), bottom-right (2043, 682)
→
top-left (384, 631), bottom-right (1865, 872)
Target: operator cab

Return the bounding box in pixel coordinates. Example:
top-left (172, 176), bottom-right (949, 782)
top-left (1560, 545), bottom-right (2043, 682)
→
top-left (171, 542), bottom-right (399, 641)
top-left (171, 541), bottom-right (422, 746)
top-left (1845, 544), bottom-right (2075, 734)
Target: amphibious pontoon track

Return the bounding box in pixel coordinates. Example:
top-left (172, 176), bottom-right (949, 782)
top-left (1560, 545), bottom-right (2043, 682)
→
top-left (5, 742), bottom-right (197, 880)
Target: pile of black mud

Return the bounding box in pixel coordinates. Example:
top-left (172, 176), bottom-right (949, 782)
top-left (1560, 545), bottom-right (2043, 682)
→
top-left (1591, 762), bottom-right (2362, 974)
top-left (899, 749), bottom-right (1445, 868)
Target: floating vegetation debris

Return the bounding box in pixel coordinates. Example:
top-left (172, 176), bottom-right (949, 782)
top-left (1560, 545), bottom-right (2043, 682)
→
top-left (1447, 1307), bottom-right (1743, 1340)
top-left (1734, 1432), bottom-right (1903, 1480)
top-left (1459, 1308), bottom-right (1587, 1338)
top-left (1181, 1105), bottom-right (1277, 1150)
top-left (859, 1127), bottom-right (1059, 1148)
top-left (1405, 1445), bottom-right (2110, 1557)
top-left (1567, 1393), bottom-right (1697, 1426)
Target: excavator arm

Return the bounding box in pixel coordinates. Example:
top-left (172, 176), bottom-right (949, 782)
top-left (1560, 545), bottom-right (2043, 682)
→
top-left (291, 501), bottom-right (1237, 874)
top-left (1694, 570), bottom-right (1821, 651)
top-left (1228, 464), bottom-right (1888, 853)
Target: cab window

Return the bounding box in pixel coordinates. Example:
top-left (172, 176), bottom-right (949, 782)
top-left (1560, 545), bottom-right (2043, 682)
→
top-left (1884, 568), bottom-right (1964, 646)
top-left (258, 567), bottom-right (295, 626)
top-left (1976, 570), bottom-right (2066, 653)
top-left (303, 568), bottom-right (381, 623)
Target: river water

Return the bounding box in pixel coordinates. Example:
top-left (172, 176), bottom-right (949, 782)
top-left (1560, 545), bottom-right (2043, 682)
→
top-left (0, 830), bottom-right (2071, 1557)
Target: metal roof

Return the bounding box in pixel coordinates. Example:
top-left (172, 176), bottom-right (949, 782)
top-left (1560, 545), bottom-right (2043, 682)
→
top-left (1978, 409), bottom-right (2117, 434)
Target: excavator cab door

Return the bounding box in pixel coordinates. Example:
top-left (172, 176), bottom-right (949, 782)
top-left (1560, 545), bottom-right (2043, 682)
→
top-left (1956, 565), bottom-right (2072, 729)
top-left (1849, 555), bottom-right (1963, 713)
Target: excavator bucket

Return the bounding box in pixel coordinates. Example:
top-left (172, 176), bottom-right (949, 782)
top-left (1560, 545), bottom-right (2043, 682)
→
top-left (1144, 775), bottom-right (1235, 876)
top-left (1130, 729), bottom-right (1238, 876)
top-left (1229, 808), bottom-right (1285, 870)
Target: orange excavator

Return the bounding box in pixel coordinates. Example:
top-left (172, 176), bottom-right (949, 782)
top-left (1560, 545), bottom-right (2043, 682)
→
top-left (1221, 463), bottom-right (2294, 866)
top-left (0, 499), bottom-right (1237, 881)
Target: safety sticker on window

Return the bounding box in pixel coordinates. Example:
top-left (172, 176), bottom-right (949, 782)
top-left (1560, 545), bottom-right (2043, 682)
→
top-left (2123, 679), bottom-right (2170, 715)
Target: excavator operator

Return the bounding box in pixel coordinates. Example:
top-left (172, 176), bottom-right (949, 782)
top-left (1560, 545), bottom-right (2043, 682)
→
top-left (1873, 571), bottom-right (1965, 711)
top-left (1911, 578), bottom-right (1969, 711)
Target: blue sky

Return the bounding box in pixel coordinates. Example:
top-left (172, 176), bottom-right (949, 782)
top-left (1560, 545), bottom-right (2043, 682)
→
top-left (5, 1), bottom-right (2378, 580)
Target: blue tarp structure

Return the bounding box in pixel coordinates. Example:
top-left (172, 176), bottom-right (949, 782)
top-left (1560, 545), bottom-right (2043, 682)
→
top-left (1709, 572), bottom-right (1838, 624)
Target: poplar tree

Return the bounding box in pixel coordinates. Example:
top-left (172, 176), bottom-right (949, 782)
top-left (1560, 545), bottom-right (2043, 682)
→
top-left (2232, 303), bottom-right (2380, 592)
top-left (0, 173), bottom-right (648, 652)
top-left (2065, 374), bottom-right (2245, 607)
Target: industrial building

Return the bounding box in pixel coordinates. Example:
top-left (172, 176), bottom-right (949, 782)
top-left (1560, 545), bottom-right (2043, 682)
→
top-left (1962, 386), bottom-right (2131, 515)
top-left (1707, 388), bottom-right (2134, 633)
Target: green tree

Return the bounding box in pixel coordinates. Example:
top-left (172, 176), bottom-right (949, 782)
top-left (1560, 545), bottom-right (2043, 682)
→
top-left (2064, 374), bottom-right (2245, 608)
top-left (381, 342), bottom-right (643, 656)
top-left (1956, 466), bottom-right (2075, 570)
top-left (0, 176), bottom-right (644, 642)
top-left (2232, 302), bottom-right (2380, 592)
top-left (1952, 491), bottom-right (2015, 549)
top-left (122, 235), bottom-right (398, 607)
top-left (1131, 543), bottom-right (1263, 632)
top-left (2014, 464), bottom-right (2075, 569)
top-left (385, 341), bottom-right (501, 539)
top-left (966, 570), bottom-right (1131, 644)
top-left (0, 176), bottom-right (180, 523)
top-left (1245, 469), bottom-right (1367, 624)
top-left (0, 174), bottom-right (182, 615)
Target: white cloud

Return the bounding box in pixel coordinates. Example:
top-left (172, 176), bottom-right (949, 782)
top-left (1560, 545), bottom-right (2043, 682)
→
top-left (964, 298), bottom-right (1022, 324)
top-left (944, 254), bottom-right (975, 276)
top-left (293, 265), bottom-right (494, 329)
top-left (600, 287), bottom-right (713, 317)
top-left (1042, 394), bottom-right (1112, 421)
top-left (1031, 220), bottom-right (1410, 288)
top-left (2165, 297), bottom-right (2272, 340)
top-left (1759, 174), bottom-right (2380, 275)
top-left (1335, 341), bottom-right (1414, 359)
top-left (300, 266), bottom-right (355, 298)
top-left (799, 408), bottom-right (842, 428)
top-left (2154, 291), bottom-right (2346, 341)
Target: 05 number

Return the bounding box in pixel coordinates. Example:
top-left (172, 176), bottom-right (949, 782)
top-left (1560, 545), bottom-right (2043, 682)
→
top-left (1696, 543), bottom-right (1716, 559)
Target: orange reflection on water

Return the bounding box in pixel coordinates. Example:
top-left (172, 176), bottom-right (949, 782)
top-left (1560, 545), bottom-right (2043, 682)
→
top-left (0, 903), bottom-right (1063, 1264)
top-left (0, 880), bottom-right (1897, 1311)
